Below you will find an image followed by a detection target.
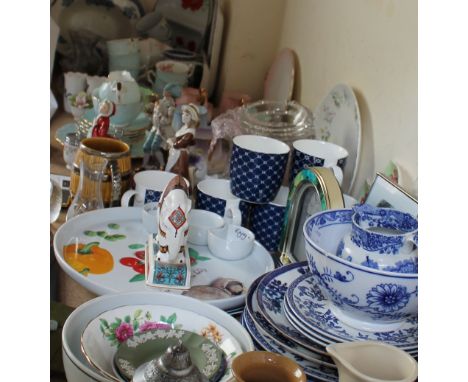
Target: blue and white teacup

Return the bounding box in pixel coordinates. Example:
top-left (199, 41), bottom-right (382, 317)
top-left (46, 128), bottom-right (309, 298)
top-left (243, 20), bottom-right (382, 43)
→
top-left (250, 186), bottom-right (289, 252)
top-left (121, 170), bottom-right (189, 207)
top-left (291, 139), bottom-right (348, 184)
top-left (196, 179), bottom-right (250, 226)
top-left (337, 205), bottom-right (418, 273)
top-left (230, 135), bottom-right (290, 204)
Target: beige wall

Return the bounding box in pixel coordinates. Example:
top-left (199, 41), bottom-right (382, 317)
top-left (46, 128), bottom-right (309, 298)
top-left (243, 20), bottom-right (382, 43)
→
top-left (220, 0), bottom-right (417, 196)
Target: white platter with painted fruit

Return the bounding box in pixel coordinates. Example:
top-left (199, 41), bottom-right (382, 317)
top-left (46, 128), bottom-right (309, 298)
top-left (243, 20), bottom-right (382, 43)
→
top-left (53, 207), bottom-right (274, 310)
top-left (313, 84), bottom-right (362, 193)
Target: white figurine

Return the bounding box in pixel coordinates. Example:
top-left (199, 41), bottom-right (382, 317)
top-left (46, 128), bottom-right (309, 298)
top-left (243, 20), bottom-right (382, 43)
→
top-left (142, 101), bottom-right (166, 170)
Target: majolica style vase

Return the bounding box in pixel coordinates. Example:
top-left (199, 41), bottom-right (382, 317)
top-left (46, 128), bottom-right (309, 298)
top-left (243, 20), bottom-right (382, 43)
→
top-left (337, 205), bottom-right (418, 273)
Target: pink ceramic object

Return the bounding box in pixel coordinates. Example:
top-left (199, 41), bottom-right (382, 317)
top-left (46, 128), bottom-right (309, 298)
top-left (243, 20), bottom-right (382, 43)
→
top-left (216, 91), bottom-right (252, 116)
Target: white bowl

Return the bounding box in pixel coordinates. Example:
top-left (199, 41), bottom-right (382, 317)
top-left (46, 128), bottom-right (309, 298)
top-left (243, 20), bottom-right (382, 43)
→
top-left (303, 209), bottom-right (417, 331)
top-left (62, 292), bottom-right (254, 382)
top-left (188, 209), bottom-right (224, 245)
top-left (208, 225), bottom-right (255, 261)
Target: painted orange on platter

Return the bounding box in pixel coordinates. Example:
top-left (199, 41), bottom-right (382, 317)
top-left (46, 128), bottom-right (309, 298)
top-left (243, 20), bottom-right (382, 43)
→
top-left (63, 242), bottom-right (114, 276)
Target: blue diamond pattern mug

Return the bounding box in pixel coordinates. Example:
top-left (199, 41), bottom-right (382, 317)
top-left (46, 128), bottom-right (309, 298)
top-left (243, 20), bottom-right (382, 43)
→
top-left (121, 170), bottom-right (189, 207)
top-left (230, 135), bottom-right (290, 204)
top-left (196, 179), bottom-right (250, 226)
top-left (250, 186), bottom-right (289, 252)
top-left (291, 139), bottom-right (348, 184)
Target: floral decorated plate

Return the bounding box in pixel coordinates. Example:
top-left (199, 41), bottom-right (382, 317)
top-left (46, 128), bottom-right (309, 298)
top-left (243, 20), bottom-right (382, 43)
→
top-left (285, 273), bottom-right (418, 350)
top-left (246, 276), bottom-right (335, 367)
top-left (255, 262), bottom-right (329, 355)
top-left (313, 84), bottom-right (361, 193)
top-left (54, 207), bottom-right (274, 310)
top-left (81, 304), bottom-right (241, 381)
top-left (241, 310), bottom-right (338, 382)
top-left (114, 328), bottom-right (225, 381)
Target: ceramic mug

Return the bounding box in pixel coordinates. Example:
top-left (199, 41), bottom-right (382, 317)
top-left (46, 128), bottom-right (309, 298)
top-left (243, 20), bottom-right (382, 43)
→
top-left (121, 170), bottom-right (189, 207)
top-left (290, 139), bottom-right (348, 184)
top-left (196, 179), bottom-right (250, 226)
top-left (141, 202), bottom-right (159, 234)
top-left (231, 351), bottom-right (306, 382)
top-left (250, 186), bottom-right (289, 252)
top-left (230, 135), bottom-right (290, 204)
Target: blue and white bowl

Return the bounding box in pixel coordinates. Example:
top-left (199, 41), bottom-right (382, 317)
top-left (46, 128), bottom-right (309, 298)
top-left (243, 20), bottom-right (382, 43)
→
top-left (303, 209), bottom-right (417, 330)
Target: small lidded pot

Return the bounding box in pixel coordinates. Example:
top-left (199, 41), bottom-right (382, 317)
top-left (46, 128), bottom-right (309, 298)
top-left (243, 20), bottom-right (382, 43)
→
top-left (337, 205), bottom-right (418, 273)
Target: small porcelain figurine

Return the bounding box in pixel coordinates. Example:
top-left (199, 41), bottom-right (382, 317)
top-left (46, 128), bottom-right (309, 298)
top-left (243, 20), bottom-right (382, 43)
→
top-left (165, 104), bottom-right (199, 180)
top-left (146, 175), bottom-right (192, 290)
top-left (91, 99), bottom-right (116, 138)
top-left (159, 85), bottom-right (176, 138)
top-left (142, 101), bottom-right (166, 170)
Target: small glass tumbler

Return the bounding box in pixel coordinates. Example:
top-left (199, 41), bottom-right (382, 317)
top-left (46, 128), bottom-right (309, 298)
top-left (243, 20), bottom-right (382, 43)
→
top-left (63, 133), bottom-right (80, 170)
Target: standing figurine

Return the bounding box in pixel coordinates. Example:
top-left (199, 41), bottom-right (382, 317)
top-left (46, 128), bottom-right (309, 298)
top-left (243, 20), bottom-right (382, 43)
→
top-left (145, 175), bottom-right (192, 290)
top-left (142, 101), bottom-right (166, 170)
top-left (165, 104), bottom-right (199, 181)
top-left (91, 99), bottom-right (116, 138)
top-left (159, 85), bottom-right (176, 138)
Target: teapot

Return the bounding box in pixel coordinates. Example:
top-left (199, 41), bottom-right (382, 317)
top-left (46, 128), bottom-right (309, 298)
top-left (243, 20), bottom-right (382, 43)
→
top-left (97, 70), bottom-right (141, 104)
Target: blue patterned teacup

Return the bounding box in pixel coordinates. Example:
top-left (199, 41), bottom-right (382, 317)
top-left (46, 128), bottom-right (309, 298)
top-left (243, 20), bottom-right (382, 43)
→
top-left (291, 139), bottom-right (348, 184)
top-left (250, 186), bottom-right (289, 252)
top-left (121, 170), bottom-right (189, 207)
top-left (230, 135), bottom-right (290, 204)
top-left (196, 179), bottom-right (250, 226)
top-left (337, 205), bottom-right (418, 273)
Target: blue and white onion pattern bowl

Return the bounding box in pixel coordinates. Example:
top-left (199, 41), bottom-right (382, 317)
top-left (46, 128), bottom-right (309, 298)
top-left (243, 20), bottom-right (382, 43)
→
top-left (336, 205), bottom-right (418, 273)
top-left (230, 135), bottom-right (290, 204)
top-left (303, 209), bottom-right (417, 331)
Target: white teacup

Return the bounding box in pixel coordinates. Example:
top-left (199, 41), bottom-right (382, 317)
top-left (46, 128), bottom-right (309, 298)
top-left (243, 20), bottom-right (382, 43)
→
top-left (188, 209), bottom-right (224, 246)
top-left (208, 224), bottom-right (255, 261)
top-left (142, 202), bottom-right (159, 234)
top-left (64, 71), bottom-right (87, 112)
top-left (86, 75), bottom-right (107, 95)
top-left (121, 170), bottom-right (189, 207)
top-left (291, 139), bottom-right (349, 185)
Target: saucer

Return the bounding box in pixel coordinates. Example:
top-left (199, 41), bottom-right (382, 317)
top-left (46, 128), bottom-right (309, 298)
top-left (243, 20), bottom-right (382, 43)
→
top-left (286, 273), bottom-right (418, 349)
top-left (255, 262), bottom-right (328, 355)
top-left (241, 311), bottom-right (338, 382)
top-left (246, 276), bottom-right (335, 367)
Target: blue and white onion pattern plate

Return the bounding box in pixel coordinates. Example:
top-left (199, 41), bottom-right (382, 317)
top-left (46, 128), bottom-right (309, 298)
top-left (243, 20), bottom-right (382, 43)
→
top-left (285, 273), bottom-right (418, 350)
top-left (255, 262), bottom-right (329, 354)
top-left (241, 310), bottom-right (338, 382)
top-left (246, 275), bottom-right (335, 367)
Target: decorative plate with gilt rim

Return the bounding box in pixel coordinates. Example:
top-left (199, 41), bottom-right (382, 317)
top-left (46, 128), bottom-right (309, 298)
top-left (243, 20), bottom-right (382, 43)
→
top-left (53, 207), bottom-right (274, 310)
top-left (81, 304), bottom-right (240, 382)
top-left (313, 84), bottom-right (362, 193)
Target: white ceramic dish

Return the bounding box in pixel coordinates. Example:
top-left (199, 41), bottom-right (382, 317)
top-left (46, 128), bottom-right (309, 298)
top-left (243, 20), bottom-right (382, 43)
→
top-left (263, 48), bottom-right (295, 102)
top-left (208, 225), bottom-right (255, 261)
top-left (62, 292), bottom-right (254, 382)
top-left (188, 209), bottom-right (225, 246)
top-left (81, 304), bottom-right (243, 381)
top-left (313, 84), bottom-right (361, 193)
top-left (53, 207), bottom-right (274, 310)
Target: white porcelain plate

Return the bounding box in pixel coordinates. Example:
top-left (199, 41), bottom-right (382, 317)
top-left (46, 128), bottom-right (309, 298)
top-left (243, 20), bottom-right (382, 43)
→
top-left (53, 207), bottom-right (274, 310)
top-left (81, 304), bottom-right (243, 381)
top-left (313, 84), bottom-right (361, 193)
top-left (285, 273), bottom-right (418, 351)
top-left (263, 48), bottom-right (295, 102)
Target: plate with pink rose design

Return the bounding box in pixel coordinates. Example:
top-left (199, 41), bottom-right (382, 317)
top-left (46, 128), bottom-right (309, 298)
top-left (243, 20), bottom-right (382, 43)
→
top-left (81, 304), bottom-right (243, 382)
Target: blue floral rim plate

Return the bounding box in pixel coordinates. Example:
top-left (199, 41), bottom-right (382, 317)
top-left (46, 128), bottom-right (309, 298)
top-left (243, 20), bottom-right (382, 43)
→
top-left (241, 309), bottom-right (338, 382)
top-left (246, 275), bottom-right (335, 367)
top-left (285, 272), bottom-right (418, 349)
top-left (255, 262), bottom-right (330, 355)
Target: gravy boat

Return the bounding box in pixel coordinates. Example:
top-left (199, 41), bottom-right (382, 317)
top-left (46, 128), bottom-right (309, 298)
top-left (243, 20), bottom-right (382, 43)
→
top-left (326, 341), bottom-right (417, 382)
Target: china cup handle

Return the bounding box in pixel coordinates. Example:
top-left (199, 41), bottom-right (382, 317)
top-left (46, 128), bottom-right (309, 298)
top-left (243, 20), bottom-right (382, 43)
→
top-left (329, 165), bottom-right (343, 186)
top-left (109, 161), bottom-right (122, 206)
top-left (224, 199), bottom-right (242, 226)
top-left (121, 189), bottom-right (138, 207)
top-left (146, 69), bottom-right (156, 86)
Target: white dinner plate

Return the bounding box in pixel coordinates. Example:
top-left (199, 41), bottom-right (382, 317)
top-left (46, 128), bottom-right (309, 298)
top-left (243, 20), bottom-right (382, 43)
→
top-left (263, 48), bottom-right (295, 102)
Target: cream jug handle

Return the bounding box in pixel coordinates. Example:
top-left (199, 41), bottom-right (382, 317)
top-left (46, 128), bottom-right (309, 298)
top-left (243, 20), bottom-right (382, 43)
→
top-left (224, 199), bottom-right (242, 226)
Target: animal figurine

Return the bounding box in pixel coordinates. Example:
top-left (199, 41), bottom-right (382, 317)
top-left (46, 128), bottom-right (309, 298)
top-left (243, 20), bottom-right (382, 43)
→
top-left (91, 99), bottom-right (116, 138)
top-left (142, 101), bottom-right (166, 170)
top-left (165, 103), bottom-right (199, 180)
top-left (145, 175), bottom-right (192, 290)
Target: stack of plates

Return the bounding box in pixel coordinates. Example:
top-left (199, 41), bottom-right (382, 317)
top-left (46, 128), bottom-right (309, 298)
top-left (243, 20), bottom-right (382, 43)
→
top-left (62, 291), bottom-right (254, 382)
top-left (242, 262), bottom-right (418, 382)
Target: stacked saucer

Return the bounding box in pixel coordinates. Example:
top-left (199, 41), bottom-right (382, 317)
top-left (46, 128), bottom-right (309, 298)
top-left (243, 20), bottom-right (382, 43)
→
top-left (242, 262), bottom-right (418, 382)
